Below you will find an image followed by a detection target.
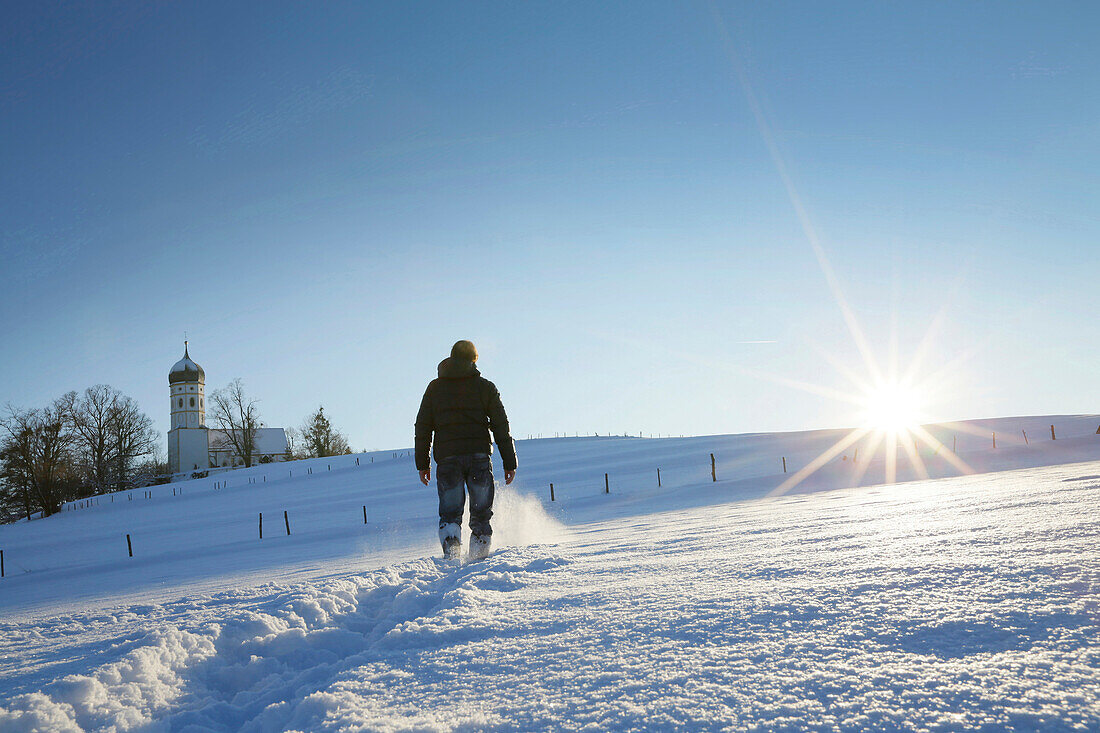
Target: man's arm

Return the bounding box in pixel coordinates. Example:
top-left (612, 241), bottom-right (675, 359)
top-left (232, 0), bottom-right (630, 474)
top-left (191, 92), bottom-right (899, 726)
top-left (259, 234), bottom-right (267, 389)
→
top-left (414, 385), bottom-right (434, 484)
top-left (486, 382), bottom-right (517, 483)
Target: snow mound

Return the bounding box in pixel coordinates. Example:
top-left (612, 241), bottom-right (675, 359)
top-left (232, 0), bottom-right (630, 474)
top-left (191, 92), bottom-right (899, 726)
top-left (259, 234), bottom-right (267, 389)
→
top-left (0, 627), bottom-right (216, 732)
top-left (0, 548), bottom-right (569, 732)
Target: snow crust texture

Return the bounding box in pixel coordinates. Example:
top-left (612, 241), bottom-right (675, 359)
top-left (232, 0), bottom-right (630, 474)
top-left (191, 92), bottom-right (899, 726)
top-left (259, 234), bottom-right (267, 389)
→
top-left (2, 459), bottom-right (1098, 731)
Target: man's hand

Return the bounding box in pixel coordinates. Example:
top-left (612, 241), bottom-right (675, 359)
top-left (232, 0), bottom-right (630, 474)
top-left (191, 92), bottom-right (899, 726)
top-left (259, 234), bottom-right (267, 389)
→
top-left (419, 468), bottom-right (431, 486)
top-left (504, 469), bottom-right (516, 485)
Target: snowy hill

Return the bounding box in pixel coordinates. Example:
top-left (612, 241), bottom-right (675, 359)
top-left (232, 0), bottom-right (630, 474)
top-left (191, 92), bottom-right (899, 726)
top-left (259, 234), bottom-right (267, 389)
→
top-left (1, 415), bottom-right (1098, 731)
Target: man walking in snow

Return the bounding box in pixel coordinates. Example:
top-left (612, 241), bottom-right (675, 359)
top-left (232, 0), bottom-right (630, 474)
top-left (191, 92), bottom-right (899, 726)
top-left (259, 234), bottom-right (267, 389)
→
top-left (416, 340), bottom-right (517, 560)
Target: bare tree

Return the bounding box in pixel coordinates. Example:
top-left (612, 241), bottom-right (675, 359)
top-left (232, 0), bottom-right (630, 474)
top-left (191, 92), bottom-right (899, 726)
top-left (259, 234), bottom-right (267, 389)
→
top-left (210, 379), bottom-right (263, 468)
top-left (300, 406), bottom-right (351, 458)
top-left (131, 454), bottom-right (170, 488)
top-left (71, 386), bottom-right (158, 492)
top-left (108, 394), bottom-right (158, 489)
top-left (0, 395), bottom-right (80, 518)
top-left (284, 426), bottom-right (301, 460)
top-left (71, 385), bottom-right (119, 492)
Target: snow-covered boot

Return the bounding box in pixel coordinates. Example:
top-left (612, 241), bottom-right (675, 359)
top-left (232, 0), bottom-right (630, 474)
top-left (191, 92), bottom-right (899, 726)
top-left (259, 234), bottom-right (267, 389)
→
top-left (439, 523), bottom-right (462, 560)
top-left (442, 536), bottom-right (462, 559)
top-left (468, 534), bottom-right (491, 561)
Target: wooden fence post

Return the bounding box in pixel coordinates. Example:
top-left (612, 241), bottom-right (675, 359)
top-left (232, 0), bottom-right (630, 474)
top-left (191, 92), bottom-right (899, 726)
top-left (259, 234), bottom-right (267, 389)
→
top-left (992, 432), bottom-right (996, 449)
top-left (1, 549), bottom-right (4, 578)
top-left (782, 457), bottom-right (787, 473)
top-left (363, 506), bottom-right (367, 524)
top-left (126, 534), bottom-right (133, 558)
top-left (953, 435), bottom-right (957, 453)
top-left (1051, 424), bottom-right (1056, 440)
top-left (657, 468), bottom-right (661, 487)
top-left (284, 510), bottom-right (290, 535)
top-left (259, 513), bottom-right (263, 539)
top-left (550, 483), bottom-right (555, 501)
top-left (1022, 430), bottom-right (1029, 446)
top-left (711, 454), bottom-right (716, 482)
top-left (604, 474), bottom-right (609, 494)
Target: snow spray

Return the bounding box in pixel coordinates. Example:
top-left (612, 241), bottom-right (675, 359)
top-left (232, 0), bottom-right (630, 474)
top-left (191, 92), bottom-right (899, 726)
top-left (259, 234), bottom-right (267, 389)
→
top-left (490, 486), bottom-right (568, 549)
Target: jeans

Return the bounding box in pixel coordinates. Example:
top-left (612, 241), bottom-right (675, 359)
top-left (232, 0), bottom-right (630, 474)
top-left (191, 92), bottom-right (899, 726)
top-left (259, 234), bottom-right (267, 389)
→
top-left (437, 453), bottom-right (494, 537)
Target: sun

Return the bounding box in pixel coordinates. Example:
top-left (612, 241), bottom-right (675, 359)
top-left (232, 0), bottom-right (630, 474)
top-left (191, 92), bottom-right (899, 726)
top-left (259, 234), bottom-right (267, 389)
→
top-left (759, 312), bottom-right (981, 496)
top-left (710, 18), bottom-right (982, 496)
top-left (861, 382), bottom-right (923, 434)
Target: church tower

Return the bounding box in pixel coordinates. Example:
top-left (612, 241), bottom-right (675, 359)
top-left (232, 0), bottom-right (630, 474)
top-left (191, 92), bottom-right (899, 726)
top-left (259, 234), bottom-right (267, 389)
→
top-left (167, 342), bottom-right (210, 474)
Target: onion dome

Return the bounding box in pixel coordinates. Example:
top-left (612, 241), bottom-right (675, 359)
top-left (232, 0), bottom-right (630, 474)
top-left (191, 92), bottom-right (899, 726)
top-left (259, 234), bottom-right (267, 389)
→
top-left (169, 342), bottom-right (205, 384)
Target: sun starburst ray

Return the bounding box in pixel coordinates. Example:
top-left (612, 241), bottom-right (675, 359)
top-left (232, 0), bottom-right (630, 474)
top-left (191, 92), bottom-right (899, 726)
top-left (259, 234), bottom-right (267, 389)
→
top-left (910, 339), bottom-right (990, 401)
top-left (848, 431), bottom-right (885, 487)
top-left (810, 341), bottom-right (875, 395)
top-left (770, 427), bottom-right (872, 497)
top-left (899, 428), bottom-right (930, 481)
top-left (910, 425), bottom-right (974, 476)
top-left (935, 420), bottom-right (1003, 441)
top-left (713, 359), bottom-right (870, 406)
top-left (885, 430), bottom-right (899, 485)
top-left (709, 3), bottom-right (884, 388)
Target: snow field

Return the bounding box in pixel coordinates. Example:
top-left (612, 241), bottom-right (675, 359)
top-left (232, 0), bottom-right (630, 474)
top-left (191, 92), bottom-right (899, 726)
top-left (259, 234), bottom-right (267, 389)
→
top-left (1, 416), bottom-right (1099, 731)
top-left (11, 414), bottom-right (1100, 614)
top-left (1, 464), bottom-right (1098, 730)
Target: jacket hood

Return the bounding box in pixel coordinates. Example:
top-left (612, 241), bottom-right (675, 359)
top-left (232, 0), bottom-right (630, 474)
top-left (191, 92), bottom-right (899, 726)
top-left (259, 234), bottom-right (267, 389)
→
top-left (438, 357), bottom-right (480, 379)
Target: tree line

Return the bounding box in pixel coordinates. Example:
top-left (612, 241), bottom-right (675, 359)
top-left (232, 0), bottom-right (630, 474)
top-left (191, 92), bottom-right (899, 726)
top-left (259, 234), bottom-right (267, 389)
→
top-left (1, 378), bottom-right (357, 523)
top-left (0, 386), bottom-right (160, 521)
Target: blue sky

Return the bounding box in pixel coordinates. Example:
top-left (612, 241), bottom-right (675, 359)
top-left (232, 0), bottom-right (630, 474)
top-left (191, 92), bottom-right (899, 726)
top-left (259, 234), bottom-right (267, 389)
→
top-left (2, 1), bottom-right (1098, 452)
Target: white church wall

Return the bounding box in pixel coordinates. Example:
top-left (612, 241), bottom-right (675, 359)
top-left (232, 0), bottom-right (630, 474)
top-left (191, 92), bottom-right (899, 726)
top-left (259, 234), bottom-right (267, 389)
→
top-left (171, 428), bottom-right (210, 473)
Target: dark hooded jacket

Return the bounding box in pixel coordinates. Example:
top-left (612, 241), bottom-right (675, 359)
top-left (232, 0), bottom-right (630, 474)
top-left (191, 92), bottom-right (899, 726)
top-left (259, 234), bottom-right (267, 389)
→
top-left (415, 358), bottom-right (517, 472)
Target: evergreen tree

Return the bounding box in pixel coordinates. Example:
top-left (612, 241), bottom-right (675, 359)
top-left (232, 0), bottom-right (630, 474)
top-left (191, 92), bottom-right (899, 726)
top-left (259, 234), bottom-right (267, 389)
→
top-left (300, 406), bottom-right (350, 458)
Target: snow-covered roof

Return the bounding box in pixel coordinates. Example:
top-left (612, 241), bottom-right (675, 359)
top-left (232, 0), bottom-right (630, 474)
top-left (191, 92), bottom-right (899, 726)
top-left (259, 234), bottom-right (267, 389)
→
top-left (208, 427), bottom-right (288, 455)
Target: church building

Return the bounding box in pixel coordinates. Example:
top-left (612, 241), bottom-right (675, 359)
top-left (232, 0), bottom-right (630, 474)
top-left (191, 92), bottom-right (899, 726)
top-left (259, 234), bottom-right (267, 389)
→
top-left (167, 344), bottom-right (289, 476)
